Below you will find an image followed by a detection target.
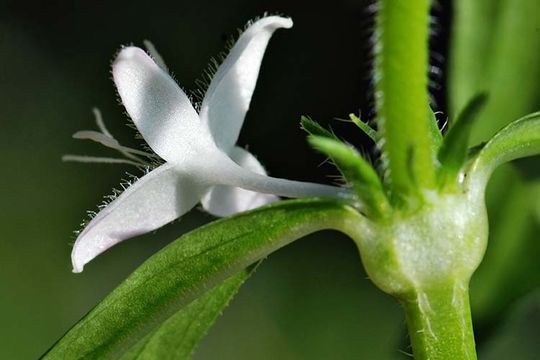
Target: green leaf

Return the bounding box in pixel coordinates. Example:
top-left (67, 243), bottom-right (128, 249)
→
top-left (448, 0), bottom-right (500, 117)
top-left (479, 290), bottom-right (540, 360)
top-left (120, 267), bottom-right (256, 360)
top-left (438, 93), bottom-right (488, 188)
top-left (348, 113), bottom-right (377, 142)
top-left (43, 199), bottom-right (361, 359)
top-left (468, 112), bottom-right (540, 187)
top-left (532, 182), bottom-right (540, 223)
top-left (300, 115), bottom-right (337, 140)
top-left (375, 0), bottom-right (438, 196)
top-left (450, 0), bottom-right (540, 142)
top-left (308, 136), bottom-right (389, 218)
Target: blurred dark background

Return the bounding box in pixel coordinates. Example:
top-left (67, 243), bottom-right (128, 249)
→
top-left (0, 0), bottom-right (537, 359)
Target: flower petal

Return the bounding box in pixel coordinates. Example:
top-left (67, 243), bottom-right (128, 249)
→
top-left (201, 146), bottom-right (278, 216)
top-left (199, 16), bottom-right (293, 151)
top-left (71, 163), bottom-right (206, 273)
top-left (112, 47), bottom-right (212, 163)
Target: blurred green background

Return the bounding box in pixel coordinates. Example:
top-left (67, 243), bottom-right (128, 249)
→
top-left (0, 0), bottom-right (538, 359)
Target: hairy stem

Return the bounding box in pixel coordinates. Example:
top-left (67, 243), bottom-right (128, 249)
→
top-left (375, 0), bottom-right (437, 199)
top-left (402, 282), bottom-right (477, 360)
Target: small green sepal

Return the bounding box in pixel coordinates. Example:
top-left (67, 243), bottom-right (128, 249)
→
top-left (349, 113), bottom-right (378, 142)
top-left (308, 135), bottom-right (389, 218)
top-left (300, 115), bottom-right (338, 140)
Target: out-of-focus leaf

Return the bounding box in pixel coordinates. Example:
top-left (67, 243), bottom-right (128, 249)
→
top-left (120, 267), bottom-right (256, 360)
top-left (467, 114), bottom-right (540, 314)
top-left (470, 167), bottom-right (539, 319)
top-left (450, 0), bottom-right (540, 141)
top-left (42, 198), bottom-right (360, 359)
top-left (449, 0), bottom-right (499, 118)
top-left (479, 290), bottom-right (540, 360)
top-left (533, 182), bottom-right (540, 223)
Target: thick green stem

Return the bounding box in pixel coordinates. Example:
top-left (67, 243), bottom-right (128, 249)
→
top-left (375, 0), bottom-right (437, 198)
top-left (402, 282), bottom-right (477, 360)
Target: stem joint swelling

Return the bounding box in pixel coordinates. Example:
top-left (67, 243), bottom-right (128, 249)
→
top-left (345, 190), bottom-right (488, 360)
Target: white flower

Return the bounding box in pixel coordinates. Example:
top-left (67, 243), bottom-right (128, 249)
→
top-left (69, 16), bottom-right (348, 273)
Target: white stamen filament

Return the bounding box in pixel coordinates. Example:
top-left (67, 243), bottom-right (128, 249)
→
top-left (62, 155), bottom-right (145, 167)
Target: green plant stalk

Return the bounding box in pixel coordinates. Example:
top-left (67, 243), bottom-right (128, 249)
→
top-left (372, 1), bottom-right (482, 358)
top-left (402, 281), bottom-right (476, 360)
top-left (375, 0), bottom-right (437, 197)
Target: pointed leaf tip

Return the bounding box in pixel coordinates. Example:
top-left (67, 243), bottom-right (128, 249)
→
top-left (438, 92), bottom-right (488, 188)
top-left (300, 116), bottom-right (338, 140)
top-left (349, 113), bottom-right (377, 142)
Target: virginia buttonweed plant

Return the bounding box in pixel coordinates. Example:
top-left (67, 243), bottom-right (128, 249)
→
top-left (44, 1), bottom-right (539, 359)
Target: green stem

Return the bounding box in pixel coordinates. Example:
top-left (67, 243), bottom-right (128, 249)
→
top-left (402, 281), bottom-right (477, 360)
top-left (375, 0), bottom-right (437, 198)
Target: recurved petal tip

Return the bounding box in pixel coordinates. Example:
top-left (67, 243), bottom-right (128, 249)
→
top-left (199, 15), bottom-right (293, 152)
top-left (255, 15), bottom-right (293, 30)
top-left (72, 259), bottom-right (84, 273)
